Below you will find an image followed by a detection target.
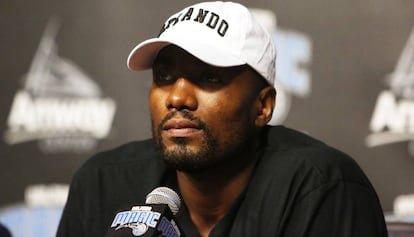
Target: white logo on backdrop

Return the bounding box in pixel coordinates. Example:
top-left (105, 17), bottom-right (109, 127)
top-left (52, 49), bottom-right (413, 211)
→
top-left (250, 9), bottom-right (313, 125)
top-left (366, 27), bottom-right (414, 156)
top-left (4, 19), bottom-right (116, 153)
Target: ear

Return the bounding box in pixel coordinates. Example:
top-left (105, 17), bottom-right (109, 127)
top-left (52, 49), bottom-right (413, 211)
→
top-left (254, 86), bottom-right (276, 127)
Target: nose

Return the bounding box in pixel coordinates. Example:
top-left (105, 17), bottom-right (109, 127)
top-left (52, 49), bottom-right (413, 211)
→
top-left (166, 77), bottom-right (198, 111)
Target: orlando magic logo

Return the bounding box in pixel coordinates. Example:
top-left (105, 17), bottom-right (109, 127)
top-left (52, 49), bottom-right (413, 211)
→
top-left (111, 206), bottom-right (161, 236)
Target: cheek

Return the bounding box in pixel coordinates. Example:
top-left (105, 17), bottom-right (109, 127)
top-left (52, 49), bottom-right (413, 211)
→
top-left (202, 92), bottom-right (254, 122)
top-left (199, 92), bottom-right (255, 137)
top-left (149, 90), bottom-right (166, 124)
top-left (200, 95), bottom-right (255, 155)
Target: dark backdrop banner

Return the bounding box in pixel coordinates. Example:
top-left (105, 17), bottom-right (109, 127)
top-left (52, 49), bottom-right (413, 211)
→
top-left (1, 0), bottom-right (414, 236)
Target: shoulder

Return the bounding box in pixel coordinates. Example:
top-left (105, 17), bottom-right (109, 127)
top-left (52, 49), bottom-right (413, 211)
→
top-left (242, 126), bottom-right (386, 237)
top-left (86, 138), bottom-right (157, 165)
top-left (73, 138), bottom-right (162, 179)
top-left (248, 126), bottom-right (379, 210)
top-left (261, 126), bottom-right (372, 188)
top-left (67, 138), bottom-right (166, 200)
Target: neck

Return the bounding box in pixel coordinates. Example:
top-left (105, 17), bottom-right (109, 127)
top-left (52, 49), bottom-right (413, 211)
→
top-left (176, 155), bottom-right (258, 237)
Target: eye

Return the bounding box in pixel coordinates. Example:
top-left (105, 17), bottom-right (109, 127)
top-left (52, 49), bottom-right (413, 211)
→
top-left (200, 72), bottom-right (222, 84)
top-left (153, 67), bottom-right (175, 85)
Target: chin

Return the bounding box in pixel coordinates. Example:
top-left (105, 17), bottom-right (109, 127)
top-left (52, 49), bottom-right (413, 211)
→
top-left (161, 144), bottom-right (217, 172)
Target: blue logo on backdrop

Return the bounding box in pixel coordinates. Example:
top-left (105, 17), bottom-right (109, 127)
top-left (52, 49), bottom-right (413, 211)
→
top-left (250, 9), bottom-right (312, 125)
top-left (0, 184), bottom-right (68, 237)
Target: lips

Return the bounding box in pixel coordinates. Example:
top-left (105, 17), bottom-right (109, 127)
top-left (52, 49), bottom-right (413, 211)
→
top-left (162, 119), bottom-right (202, 137)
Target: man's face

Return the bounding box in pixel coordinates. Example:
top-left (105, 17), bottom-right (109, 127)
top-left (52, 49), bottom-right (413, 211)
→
top-left (149, 45), bottom-right (265, 173)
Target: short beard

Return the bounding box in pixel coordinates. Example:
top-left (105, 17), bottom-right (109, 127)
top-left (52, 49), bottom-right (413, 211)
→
top-left (153, 111), bottom-right (219, 173)
top-left (162, 135), bottom-right (218, 173)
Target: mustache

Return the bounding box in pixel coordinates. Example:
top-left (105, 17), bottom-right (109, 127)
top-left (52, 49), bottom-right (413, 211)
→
top-left (158, 110), bottom-right (207, 131)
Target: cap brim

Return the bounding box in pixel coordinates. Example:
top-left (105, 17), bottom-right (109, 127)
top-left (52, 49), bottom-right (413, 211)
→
top-left (127, 37), bottom-right (246, 71)
top-left (127, 39), bottom-right (170, 70)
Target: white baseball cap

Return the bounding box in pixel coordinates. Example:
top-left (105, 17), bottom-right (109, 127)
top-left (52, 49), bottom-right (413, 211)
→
top-left (127, 1), bottom-right (276, 85)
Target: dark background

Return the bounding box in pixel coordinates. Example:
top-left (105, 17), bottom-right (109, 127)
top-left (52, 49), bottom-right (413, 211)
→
top-left (1, 0), bottom-right (414, 215)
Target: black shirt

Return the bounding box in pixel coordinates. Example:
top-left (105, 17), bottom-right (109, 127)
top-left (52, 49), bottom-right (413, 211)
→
top-left (57, 126), bottom-right (388, 237)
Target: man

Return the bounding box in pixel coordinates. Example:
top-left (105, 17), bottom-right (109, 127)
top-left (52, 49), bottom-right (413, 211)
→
top-left (57, 2), bottom-right (388, 237)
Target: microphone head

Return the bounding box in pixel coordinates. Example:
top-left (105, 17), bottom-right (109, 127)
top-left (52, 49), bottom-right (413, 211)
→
top-left (145, 187), bottom-right (181, 215)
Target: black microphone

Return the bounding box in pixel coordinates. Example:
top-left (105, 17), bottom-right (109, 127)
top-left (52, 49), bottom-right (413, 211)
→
top-left (106, 187), bottom-right (184, 237)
